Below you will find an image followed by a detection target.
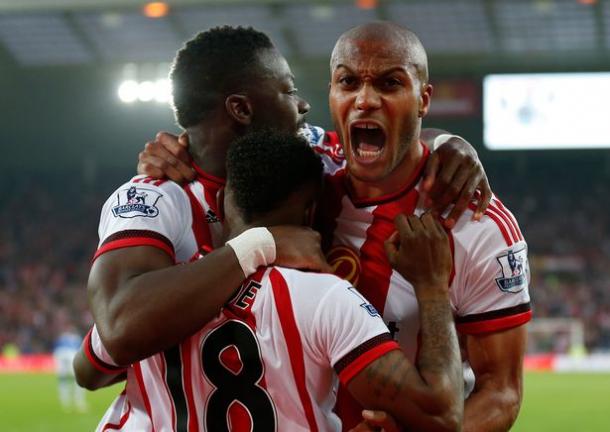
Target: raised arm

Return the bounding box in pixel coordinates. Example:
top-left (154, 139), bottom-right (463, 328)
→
top-left (347, 213), bottom-right (463, 431)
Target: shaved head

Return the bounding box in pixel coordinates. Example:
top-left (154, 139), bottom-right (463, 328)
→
top-left (331, 21), bottom-right (429, 84)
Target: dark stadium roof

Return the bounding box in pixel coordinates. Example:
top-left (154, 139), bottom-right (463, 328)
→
top-left (0, 0), bottom-right (608, 66)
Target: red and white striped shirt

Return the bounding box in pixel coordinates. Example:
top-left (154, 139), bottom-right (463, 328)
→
top-left (304, 126), bottom-right (532, 429)
top-left (90, 166), bottom-right (398, 431)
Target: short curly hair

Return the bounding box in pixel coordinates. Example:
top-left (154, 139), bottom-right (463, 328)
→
top-left (226, 129), bottom-right (323, 223)
top-left (170, 26), bottom-right (274, 128)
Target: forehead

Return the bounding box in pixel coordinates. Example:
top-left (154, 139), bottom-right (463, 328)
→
top-left (256, 48), bottom-right (293, 82)
top-left (333, 37), bottom-right (411, 74)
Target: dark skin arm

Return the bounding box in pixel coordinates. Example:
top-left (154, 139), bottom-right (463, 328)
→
top-left (462, 325), bottom-right (527, 432)
top-left (88, 226), bottom-right (329, 366)
top-left (138, 129), bottom-right (492, 228)
top-left (73, 349), bottom-right (126, 391)
top-left (346, 213), bottom-right (463, 432)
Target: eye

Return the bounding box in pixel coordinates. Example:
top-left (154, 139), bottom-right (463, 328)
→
top-left (338, 75), bottom-right (357, 87)
top-left (287, 88), bottom-right (299, 96)
top-left (384, 77), bottom-right (402, 88)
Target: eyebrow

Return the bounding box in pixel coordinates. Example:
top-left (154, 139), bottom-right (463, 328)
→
top-left (333, 64), bottom-right (409, 76)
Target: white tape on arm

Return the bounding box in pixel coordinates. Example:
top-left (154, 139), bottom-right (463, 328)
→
top-left (432, 134), bottom-right (464, 150)
top-left (226, 227), bottom-right (276, 277)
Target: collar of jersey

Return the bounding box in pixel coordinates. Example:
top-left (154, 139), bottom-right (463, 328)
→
top-left (347, 140), bottom-right (430, 208)
top-left (192, 161), bottom-right (226, 186)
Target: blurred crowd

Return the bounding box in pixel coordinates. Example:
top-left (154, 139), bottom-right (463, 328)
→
top-left (1, 173), bottom-right (609, 355)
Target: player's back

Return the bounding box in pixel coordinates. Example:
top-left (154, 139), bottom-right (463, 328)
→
top-left (187, 265), bottom-right (395, 432)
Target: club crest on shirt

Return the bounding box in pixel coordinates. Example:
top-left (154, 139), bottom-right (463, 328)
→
top-left (495, 247), bottom-right (528, 293)
top-left (327, 245), bottom-right (361, 287)
top-left (111, 186), bottom-right (162, 219)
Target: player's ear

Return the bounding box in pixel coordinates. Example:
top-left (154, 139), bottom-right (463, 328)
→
top-left (418, 83), bottom-right (433, 118)
top-left (225, 94), bottom-right (253, 125)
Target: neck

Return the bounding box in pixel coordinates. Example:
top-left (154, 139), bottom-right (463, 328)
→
top-left (187, 122), bottom-right (237, 179)
top-left (348, 136), bottom-right (424, 201)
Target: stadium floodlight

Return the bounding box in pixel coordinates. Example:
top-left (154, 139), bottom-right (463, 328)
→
top-left (137, 80), bottom-right (155, 102)
top-left (153, 78), bottom-right (171, 103)
top-left (118, 80), bottom-right (139, 103)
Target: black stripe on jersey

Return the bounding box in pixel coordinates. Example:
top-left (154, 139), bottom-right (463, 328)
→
top-left (100, 229), bottom-right (174, 250)
top-left (455, 302), bottom-right (531, 324)
top-left (164, 346), bottom-right (189, 432)
top-left (334, 333), bottom-right (393, 376)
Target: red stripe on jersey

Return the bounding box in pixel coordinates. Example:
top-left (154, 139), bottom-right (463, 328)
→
top-left (102, 401), bottom-right (132, 431)
top-left (184, 185), bottom-right (214, 252)
top-left (93, 237), bottom-right (175, 262)
top-left (357, 188), bottom-right (420, 315)
top-left (337, 340), bottom-right (400, 386)
top-left (133, 362), bottom-right (156, 432)
top-left (270, 268), bottom-right (319, 432)
top-left (133, 177), bottom-right (143, 183)
top-left (456, 310), bottom-right (532, 334)
top-left (470, 202), bottom-right (514, 246)
top-left (488, 203), bottom-right (519, 244)
top-left (180, 338), bottom-right (199, 432)
top-left (142, 177), bottom-right (154, 184)
top-left (83, 328), bottom-right (127, 375)
top-left (153, 179), bottom-right (167, 187)
top-left (492, 198), bottom-right (523, 242)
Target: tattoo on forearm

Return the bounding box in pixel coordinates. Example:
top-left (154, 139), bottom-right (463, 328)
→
top-left (417, 299), bottom-right (461, 380)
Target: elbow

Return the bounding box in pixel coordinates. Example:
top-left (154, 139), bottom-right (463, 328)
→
top-left (97, 320), bottom-right (139, 366)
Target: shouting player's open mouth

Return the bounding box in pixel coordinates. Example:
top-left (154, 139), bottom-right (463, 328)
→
top-left (349, 120), bottom-right (386, 164)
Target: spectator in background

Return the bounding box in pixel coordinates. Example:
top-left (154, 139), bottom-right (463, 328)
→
top-left (53, 325), bottom-right (87, 412)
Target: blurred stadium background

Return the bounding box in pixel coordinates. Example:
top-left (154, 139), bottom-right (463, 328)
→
top-left (1, 0), bottom-right (609, 430)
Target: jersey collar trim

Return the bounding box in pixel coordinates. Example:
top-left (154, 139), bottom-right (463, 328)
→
top-left (192, 162), bottom-right (226, 186)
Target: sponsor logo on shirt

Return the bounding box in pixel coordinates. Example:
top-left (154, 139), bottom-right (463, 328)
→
top-left (495, 247), bottom-right (528, 293)
top-left (111, 186), bottom-right (162, 219)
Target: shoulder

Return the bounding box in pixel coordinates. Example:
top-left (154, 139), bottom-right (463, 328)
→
top-left (452, 195), bottom-right (525, 251)
top-left (102, 175), bottom-right (190, 215)
top-left (272, 267), bottom-right (349, 296)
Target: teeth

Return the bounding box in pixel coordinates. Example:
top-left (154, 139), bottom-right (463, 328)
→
top-left (357, 148), bottom-right (382, 158)
top-left (354, 122), bottom-right (379, 130)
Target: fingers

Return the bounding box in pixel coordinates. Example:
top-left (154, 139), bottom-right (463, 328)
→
top-left (421, 152), bottom-right (439, 200)
top-left (444, 171), bottom-right (479, 229)
top-left (361, 410), bottom-right (401, 432)
top-left (156, 132), bottom-right (196, 182)
top-left (157, 131), bottom-right (190, 162)
top-left (383, 231), bottom-right (399, 264)
top-left (473, 176), bottom-right (492, 220)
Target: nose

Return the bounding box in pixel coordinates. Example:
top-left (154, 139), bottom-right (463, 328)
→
top-left (355, 83), bottom-right (381, 111)
top-left (298, 97), bottom-right (310, 115)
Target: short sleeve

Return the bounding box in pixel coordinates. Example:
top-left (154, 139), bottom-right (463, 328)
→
top-left (310, 280), bottom-right (399, 385)
top-left (452, 201), bottom-right (532, 335)
top-left (94, 176), bottom-right (191, 263)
